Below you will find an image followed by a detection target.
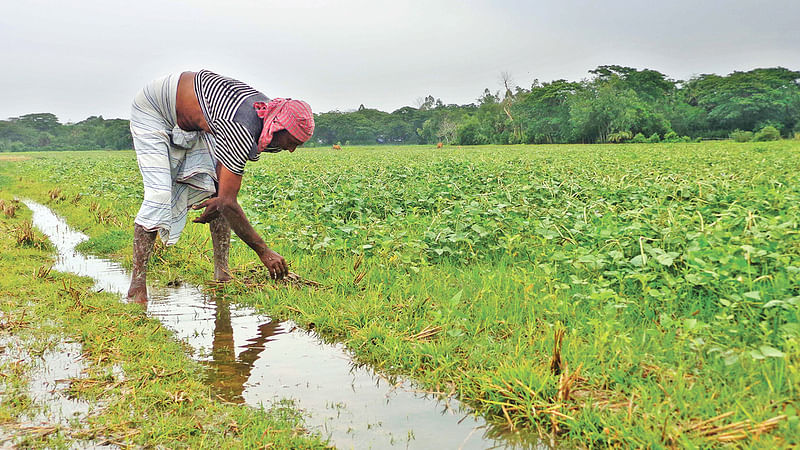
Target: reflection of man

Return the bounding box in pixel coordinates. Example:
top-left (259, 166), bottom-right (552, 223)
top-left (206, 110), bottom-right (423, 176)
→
top-left (210, 298), bottom-right (283, 402)
top-left (127, 70), bottom-right (315, 303)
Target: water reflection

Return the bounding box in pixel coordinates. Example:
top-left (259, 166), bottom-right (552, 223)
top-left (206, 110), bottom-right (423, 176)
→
top-left (207, 298), bottom-right (282, 403)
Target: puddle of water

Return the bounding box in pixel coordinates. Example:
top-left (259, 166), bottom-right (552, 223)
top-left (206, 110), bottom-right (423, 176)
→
top-left (0, 336), bottom-right (91, 427)
top-left (26, 341), bottom-right (90, 426)
top-left (0, 336), bottom-right (119, 450)
top-left (0, 335), bottom-right (117, 448)
top-left (24, 200), bottom-right (541, 449)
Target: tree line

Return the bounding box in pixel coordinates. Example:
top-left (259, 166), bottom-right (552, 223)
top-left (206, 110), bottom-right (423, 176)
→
top-left (313, 65), bottom-right (800, 146)
top-left (2, 65), bottom-right (798, 152)
top-left (0, 113), bottom-right (131, 152)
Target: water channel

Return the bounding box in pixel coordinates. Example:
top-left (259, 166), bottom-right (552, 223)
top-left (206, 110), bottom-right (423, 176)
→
top-left (24, 200), bottom-right (539, 449)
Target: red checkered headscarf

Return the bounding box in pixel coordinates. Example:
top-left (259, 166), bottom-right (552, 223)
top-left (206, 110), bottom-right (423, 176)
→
top-left (253, 98), bottom-right (314, 151)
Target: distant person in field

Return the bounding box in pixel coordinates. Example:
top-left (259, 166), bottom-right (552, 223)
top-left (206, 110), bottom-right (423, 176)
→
top-left (127, 70), bottom-right (314, 303)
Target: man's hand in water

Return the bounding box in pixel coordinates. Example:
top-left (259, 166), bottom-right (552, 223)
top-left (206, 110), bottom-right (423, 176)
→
top-left (260, 248), bottom-right (289, 280)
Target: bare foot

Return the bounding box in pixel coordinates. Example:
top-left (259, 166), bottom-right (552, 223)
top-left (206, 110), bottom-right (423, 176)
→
top-left (127, 284), bottom-right (148, 304)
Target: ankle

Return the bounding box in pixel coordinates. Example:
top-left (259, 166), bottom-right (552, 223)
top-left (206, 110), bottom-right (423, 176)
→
top-left (127, 283), bottom-right (148, 303)
top-left (214, 266), bottom-right (232, 282)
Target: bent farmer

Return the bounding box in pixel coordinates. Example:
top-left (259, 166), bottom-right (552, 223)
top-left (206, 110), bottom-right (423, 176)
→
top-left (127, 70), bottom-right (314, 303)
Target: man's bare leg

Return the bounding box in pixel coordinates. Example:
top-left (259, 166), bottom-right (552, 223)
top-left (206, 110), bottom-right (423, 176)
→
top-left (128, 224), bottom-right (157, 303)
top-left (210, 216), bottom-right (232, 282)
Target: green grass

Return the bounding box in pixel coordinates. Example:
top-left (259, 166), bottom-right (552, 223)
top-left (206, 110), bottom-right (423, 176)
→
top-left (1, 142), bottom-right (799, 447)
top-left (0, 191), bottom-right (327, 448)
top-left (75, 229), bottom-right (130, 255)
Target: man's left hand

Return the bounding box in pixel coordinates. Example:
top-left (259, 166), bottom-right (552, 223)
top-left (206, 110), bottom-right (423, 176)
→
top-left (192, 197), bottom-right (223, 224)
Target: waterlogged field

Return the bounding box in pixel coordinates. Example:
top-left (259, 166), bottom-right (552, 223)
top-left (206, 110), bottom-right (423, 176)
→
top-left (1, 141), bottom-right (799, 447)
top-left (0, 190), bottom-right (326, 448)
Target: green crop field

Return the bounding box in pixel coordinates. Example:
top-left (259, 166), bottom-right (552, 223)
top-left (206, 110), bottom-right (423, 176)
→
top-left (1, 141), bottom-right (799, 447)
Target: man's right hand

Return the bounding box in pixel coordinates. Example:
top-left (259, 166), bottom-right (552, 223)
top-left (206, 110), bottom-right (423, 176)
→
top-left (212, 163), bottom-right (288, 280)
top-left (260, 248), bottom-right (289, 280)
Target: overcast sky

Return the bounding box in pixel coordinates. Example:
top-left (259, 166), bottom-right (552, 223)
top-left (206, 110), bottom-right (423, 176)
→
top-left (2, 0), bottom-right (798, 123)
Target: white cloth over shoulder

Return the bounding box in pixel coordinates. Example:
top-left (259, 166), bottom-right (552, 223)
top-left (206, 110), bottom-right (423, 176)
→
top-left (130, 73), bottom-right (217, 245)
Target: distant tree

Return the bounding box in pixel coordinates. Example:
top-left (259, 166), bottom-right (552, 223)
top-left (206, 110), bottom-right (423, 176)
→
top-left (589, 65), bottom-right (675, 101)
top-left (513, 79), bottom-right (579, 144)
top-left (663, 131), bottom-right (681, 143)
top-left (390, 106), bottom-right (429, 144)
top-left (10, 113), bottom-right (60, 133)
top-left (437, 116), bottom-right (459, 144)
top-left (456, 116), bottom-right (489, 145)
top-left (753, 125), bottom-right (781, 141)
top-left (730, 129), bottom-right (754, 142)
top-left (418, 95), bottom-right (441, 111)
top-left (665, 100), bottom-right (712, 138)
top-left (569, 79), bottom-right (642, 143)
top-left (683, 67), bottom-right (800, 135)
top-left (608, 130), bottom-right (632, 143)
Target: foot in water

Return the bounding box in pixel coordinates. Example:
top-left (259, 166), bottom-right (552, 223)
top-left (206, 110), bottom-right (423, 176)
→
top-left (127, 284), bottom-right (148, 304)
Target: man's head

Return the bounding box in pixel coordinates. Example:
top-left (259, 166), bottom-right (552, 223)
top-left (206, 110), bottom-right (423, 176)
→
top-left (264, 129), bottom-right (304, 153)
top-left (254, 98), bottom-right (314, 153)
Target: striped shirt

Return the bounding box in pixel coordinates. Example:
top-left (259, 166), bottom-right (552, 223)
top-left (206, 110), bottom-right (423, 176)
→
top-left (194, 70), bottom-right (269, 176)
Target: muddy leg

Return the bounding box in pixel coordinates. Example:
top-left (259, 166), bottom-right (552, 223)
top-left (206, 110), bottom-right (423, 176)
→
top-left (210, 216), bottom-right (232, 282)
top-left (127, 223), bottom-right (157, 303)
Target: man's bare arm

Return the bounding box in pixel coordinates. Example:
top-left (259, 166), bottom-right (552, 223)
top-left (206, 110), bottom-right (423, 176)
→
top-left (192, 164), bottom-right (288, 279)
